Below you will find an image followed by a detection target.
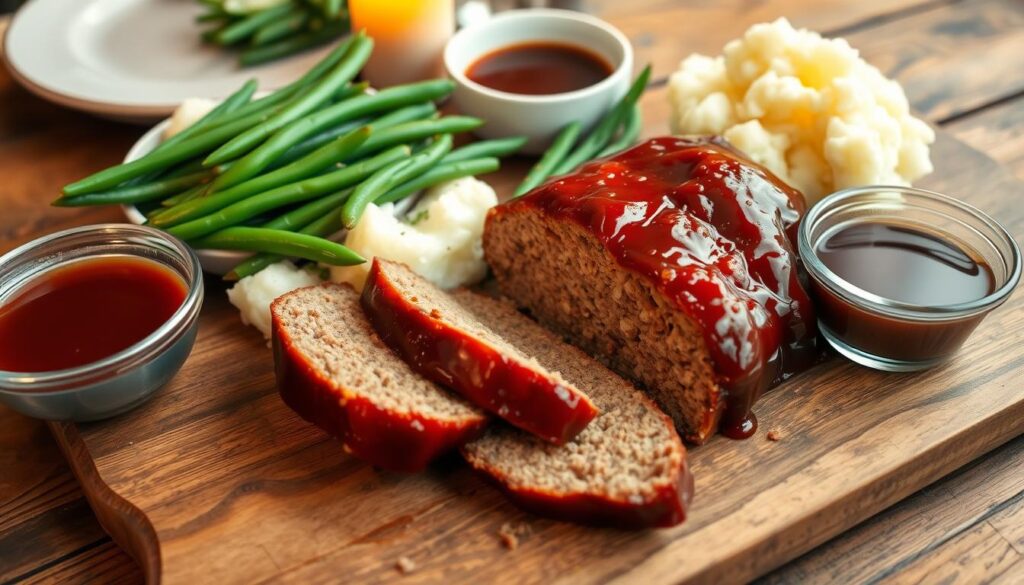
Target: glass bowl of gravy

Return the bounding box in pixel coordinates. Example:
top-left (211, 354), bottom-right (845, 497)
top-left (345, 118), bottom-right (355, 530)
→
top-left (799, 186), bottom-right (1020, 372)
top-left (0, 224), bottom-right (203, 421)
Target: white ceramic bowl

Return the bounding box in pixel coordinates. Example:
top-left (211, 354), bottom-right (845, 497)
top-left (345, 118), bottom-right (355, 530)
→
top-left (444, 9), bottom-right (633, 154)
top-left (122, 120), bottom-right (251, 275)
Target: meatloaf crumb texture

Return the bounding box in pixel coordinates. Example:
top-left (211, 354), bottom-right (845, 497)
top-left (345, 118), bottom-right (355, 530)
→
top-left (457, 290), bottom-right (692, 528)
top-left (484, 210), bottom-right (722, 442)
top-left (271, 283), bottom-right (486, 472)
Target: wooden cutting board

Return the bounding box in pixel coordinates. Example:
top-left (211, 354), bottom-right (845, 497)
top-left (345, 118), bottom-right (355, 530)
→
top-left (49, 88), bottom-right (1024, 585)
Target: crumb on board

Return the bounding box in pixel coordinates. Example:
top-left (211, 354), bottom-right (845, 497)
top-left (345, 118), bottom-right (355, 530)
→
top-left (767, 429), bottom-right (782, 442)
top-left (395, 556), bottom-right (416, 575)
top-left (498, 522), bottom-right (533, 550)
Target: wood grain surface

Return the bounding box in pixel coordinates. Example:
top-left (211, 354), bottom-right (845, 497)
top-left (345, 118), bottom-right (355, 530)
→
top-left (36, 81), bottom-right (1024, 584)
top-left (2, 1), bottom-right (1024, 583)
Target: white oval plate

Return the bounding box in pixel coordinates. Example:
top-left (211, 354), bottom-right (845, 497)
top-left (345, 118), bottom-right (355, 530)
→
top-left (3, 0), bottom-right (340, 123)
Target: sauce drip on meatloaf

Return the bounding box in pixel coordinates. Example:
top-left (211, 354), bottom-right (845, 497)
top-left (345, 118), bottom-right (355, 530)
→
top-left (509, 136), bottom-right (818, 438)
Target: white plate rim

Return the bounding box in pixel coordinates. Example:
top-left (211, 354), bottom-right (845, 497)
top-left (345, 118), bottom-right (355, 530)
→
top-left (3, 0), bottom-right (340, 121)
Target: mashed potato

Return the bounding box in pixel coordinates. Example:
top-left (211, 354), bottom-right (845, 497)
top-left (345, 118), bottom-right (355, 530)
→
top-left (668, 18), bottom-right (934, 204)
top-left (226, 261), bottom-right (321, 339)
top-left (330, 176), bottom-right (497, 290)
top-left (164, 98), bottom-right (218, 139)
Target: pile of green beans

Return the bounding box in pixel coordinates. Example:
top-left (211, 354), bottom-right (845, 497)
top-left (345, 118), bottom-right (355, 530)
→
top-left (196, 0), bottom-right (350, 67)
top-left (514, 66), bottom-right (651, 197)
top-left (56, 38), bottom-right (525, 278)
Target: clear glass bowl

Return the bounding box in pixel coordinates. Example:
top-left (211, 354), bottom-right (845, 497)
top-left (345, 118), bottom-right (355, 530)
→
top-left (0, 224), bottom-right (203, 420)
top-left (798, 186), bottom-right (1020, 372)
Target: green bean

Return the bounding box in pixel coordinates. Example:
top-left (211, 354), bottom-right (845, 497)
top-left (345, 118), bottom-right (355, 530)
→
top-left (262, 188), bottom-right (351, 231)
top-left (323, 0), bottom-right (343, 18)
top-left (516, 121), bottom-right (581, 196)
top-left (377, 157), bottom-right (501, 205)
top-left (441, 136), bottom-right (525, 163)
top-left (166, 145), bottom-right (411, 240)
top-left (274, 101), bottom-right (436, 166)
top-left (213, 3), bottom-right (294, 45)
top-left (54, 170), bottom-right (212, 206)
top-left (207, 32), bottom-right (373, 168)
top-left (330, 81), bottom-right (369, 103)
top-left (239, 21), bottom-right (347, 67)
top-left (193, 227), bottom-right (363, 266)
top-left (266, 102), bottom-right (426, 171)
top-left (151, 126), bottom-right (369, 228)
top-left (88, 81), bottom-right (255, 195)
top-left (227, 204), bottom-right (345, 280)
top-left (251, 7), bottom-right (308, 46)
top-left (158, 79), bottom-right (259, 154)
top-left (554, 65), bottom-right (651, 175)
top-left (161, 184), bottom-right (207, 207)
top-left (62, 105), bottom-right (282, 196)
top-left (202, 36), bottom-right (355, 130)
top-left (348, 116), bottom-right (481, 160)
top-left (597, 104), bottom-right (642, 158)
top-left (368, 101), bottom-right (438, 129)
top-left (201, 80), bottom-right (454, 191)
top-left (272, 116), bottom-right (373, 168)
top-left (342, 135), bottom-right (452, 228)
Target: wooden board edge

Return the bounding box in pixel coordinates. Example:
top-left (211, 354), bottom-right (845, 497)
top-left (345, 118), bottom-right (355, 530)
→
top-left (609, 398), bottom-right (1024, 585)
top-left (48, 421), bottom-right (162, 585)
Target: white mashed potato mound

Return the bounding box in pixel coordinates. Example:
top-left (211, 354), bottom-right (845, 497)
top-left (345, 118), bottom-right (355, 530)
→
top-left (164, 98), bottom-right (218, 139)
top-left (667, 18), bottom-right (934, 205)
top-left (330, 176), bottom-right (497, 290)
top-left (226, 261), bottom-right (321, 339)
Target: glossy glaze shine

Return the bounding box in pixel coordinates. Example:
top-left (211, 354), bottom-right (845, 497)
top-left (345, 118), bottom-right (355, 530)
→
top-left (520, 137), bottom-right (819, 437)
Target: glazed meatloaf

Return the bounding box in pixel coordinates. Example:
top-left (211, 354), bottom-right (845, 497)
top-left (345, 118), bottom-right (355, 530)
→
top-left (454, 290), bottom-right (692, 528)
top-left (484, 136), bottom-right (818, 443)
top-left (362, 258), bottom-right (599, 445)
top-left (271, 284), bottom-right (487, 472)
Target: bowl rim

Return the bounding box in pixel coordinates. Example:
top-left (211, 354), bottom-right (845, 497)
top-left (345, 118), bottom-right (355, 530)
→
top-left (443, 8), bottom-right (633, 104)
top-left (798, 185), bottom-right (1022, 321)
top-left (0, 223), bottom-right (204, 392)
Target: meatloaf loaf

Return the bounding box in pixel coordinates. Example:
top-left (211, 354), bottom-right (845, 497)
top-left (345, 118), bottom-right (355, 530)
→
top-left (484, 136), bottom-right (819, 443)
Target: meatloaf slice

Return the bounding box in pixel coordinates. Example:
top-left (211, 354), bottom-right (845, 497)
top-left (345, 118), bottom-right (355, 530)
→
top-left (456, 290), bottom-right (692, 528)
top-left (361, 259), bottom-right (599, 445)
top-left (271, 283), bottom-right (487, 472)
top-left (484, 136), bottom-right (818, 443)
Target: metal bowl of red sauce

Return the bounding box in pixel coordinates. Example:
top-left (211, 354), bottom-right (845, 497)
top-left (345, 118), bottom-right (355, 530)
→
top-left (799, 186), bottom-right (1021, 372)
top-left (0, 224), bottom-right (203, 421)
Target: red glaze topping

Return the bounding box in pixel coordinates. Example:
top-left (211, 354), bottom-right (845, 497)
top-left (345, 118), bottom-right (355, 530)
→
top-left (271, 290), bottom-right (487, 473)
top-left (518, 136), bottom-right (819, 438)
top-left (362, 259), bottom-right (599, 445)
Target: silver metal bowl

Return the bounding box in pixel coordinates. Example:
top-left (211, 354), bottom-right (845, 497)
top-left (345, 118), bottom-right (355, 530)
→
top-left (0, 224), bottom-right (204, 421)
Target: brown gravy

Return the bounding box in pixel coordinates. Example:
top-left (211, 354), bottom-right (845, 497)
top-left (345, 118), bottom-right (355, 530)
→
top-left (466, 41), bottom-right (612, 95)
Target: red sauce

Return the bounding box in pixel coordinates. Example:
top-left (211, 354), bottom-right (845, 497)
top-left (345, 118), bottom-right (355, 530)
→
top-left (466, 42), bottom-right (613, 95)
top-left (0, 256), bottom-right (187, 373)
top-left (519, 136), bottom-right (819, 439)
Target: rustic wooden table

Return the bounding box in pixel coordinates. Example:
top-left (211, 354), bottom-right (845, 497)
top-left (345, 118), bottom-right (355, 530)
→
top-left (1, 1), bottom-right (1022, 583)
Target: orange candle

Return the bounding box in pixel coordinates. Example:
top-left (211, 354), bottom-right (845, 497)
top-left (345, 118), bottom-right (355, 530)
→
top-left (350, 0), bottom-right (455, 88)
